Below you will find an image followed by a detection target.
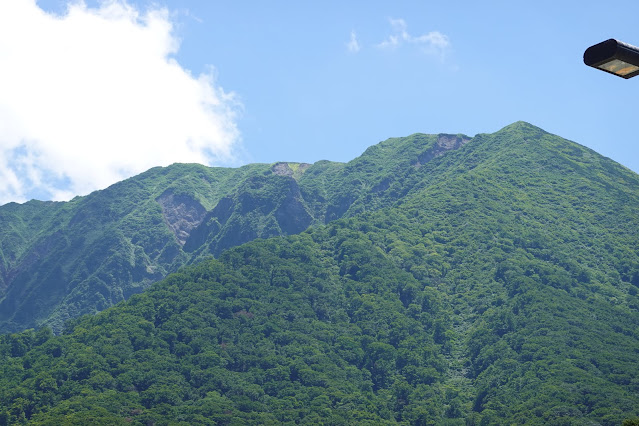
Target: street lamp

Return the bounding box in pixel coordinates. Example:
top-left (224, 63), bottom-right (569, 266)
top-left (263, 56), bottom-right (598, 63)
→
top-left (583, 39), bottom-right (639, 79)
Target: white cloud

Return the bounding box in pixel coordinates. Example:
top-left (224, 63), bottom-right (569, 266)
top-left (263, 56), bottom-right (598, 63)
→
top-left (0, 0), bottom-right (241, 205)
top-left (377, 18), bottom-right (450, 58)
top-left (346, 30), bottom-right (361, 53)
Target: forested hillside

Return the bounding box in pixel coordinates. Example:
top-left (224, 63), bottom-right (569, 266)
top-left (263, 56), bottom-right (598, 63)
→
top-left (0, 130), bottom-right (467, 334)
top-left (1, 122), bottom-right (639, 424)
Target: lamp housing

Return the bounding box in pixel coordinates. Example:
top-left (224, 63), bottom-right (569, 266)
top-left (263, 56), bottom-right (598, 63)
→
top-left (584, 39), bottom-right (639, 79)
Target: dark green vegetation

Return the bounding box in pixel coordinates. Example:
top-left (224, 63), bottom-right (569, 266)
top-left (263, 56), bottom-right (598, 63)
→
top-left (1, 122), bottom-right (639, 424)
top-left (1, 130), bottom-right (459, 334)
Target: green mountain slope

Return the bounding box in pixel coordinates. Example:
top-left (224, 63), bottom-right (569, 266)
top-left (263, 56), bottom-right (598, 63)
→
top-left (1, 122), bottom-right (639, 424)
top-left (0, 163), bottom-right (268, 333)
top-left (0, 131), bottom-right (468, 334)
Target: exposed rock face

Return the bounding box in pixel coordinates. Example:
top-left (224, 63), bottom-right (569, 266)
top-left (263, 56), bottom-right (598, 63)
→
top-left (437, 134), bottom-right (471, 149)
top-left (272, 162), bottom-right (311, 179)
top-left (272, 162), bottom-right (294, 177)
top-left (414, 134), bottom-right (471, 168)
top-left (156, 191), bottom-right (207, 246)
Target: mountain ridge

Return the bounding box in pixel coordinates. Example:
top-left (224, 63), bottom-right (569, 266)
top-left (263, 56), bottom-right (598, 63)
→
top-left (1, 120), bottom-right (639, 423)
top-left (0, 126), bottom-right (472, 333)
top-left (3, 119), bottom-right (638, 332)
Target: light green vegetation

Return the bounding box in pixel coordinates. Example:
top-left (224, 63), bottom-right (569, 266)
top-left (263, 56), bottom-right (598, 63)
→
top-left (1, 122), bottom-right (639, 424)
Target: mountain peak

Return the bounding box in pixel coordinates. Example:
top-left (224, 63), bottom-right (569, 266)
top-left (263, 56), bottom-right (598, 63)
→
top-left (496, 120), bottom-right (549, 138)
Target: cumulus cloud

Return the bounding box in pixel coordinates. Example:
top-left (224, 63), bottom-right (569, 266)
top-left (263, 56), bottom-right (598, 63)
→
top-left (346, 30), bottom-right (360, 53)
top-left (0, 0), bottom-right (241, 204)
top-left (377, 18), bottom-right (450, 58)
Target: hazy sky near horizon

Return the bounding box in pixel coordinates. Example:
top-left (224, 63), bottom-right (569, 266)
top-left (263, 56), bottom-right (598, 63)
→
top-left (1, 0), bottom-right (638, 204)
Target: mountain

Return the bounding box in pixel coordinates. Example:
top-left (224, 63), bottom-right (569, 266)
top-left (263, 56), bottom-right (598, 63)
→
top-left (0, 131), bottom-right (468, 334)
top-left (1, 122), bottom-right (639, 424)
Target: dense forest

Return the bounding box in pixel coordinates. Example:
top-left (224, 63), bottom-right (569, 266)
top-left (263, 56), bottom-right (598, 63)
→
top-left (1, 122), bottom-right (639, 424)
top-left (0, 127), bottom-right (467, 334)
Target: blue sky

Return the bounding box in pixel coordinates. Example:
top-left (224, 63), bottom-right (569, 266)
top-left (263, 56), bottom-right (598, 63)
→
top-left (1, 0), bottom-right (638, 204)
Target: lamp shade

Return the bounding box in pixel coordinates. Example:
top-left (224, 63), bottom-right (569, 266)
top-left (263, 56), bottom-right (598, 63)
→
top-left (583, 39), bottom-right (639, 79)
